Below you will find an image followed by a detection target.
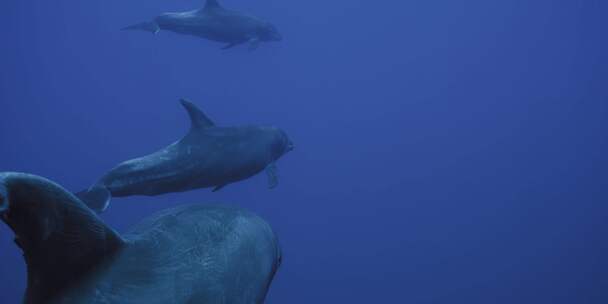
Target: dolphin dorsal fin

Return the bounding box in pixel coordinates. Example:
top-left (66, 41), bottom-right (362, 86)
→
top-left (0, 173), bottom-right (125, 302)
top-left (180, 99), bottom-right (215, 131)
top-left (204, 0), bottom-right (222, 10)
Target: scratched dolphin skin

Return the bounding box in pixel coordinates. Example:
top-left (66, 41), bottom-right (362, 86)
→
top-left (0, 172), bottom-right (282, 304)
top-left (76, 99), bottom-right (293, 213)
top-left (122, 0), bottom-right (282, 50)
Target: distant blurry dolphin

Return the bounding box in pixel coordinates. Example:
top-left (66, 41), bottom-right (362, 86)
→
top-left (76, 99), bottom-right (294, 213)
top-left (122, 0), bottom-right (282, 50)
top-left (0, 172), bottom-right (281, 304)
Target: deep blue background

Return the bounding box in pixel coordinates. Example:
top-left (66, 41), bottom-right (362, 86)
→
top-left (1, 0), bottom-right (607, 303)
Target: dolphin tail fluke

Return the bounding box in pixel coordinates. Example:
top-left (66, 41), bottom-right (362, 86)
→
top-left (75, 186), bottom-right (111, 214)
top-left (121, 21), bottom-right (160, 34)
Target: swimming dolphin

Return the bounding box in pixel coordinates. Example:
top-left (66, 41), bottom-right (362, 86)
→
top-left (76, 99), bottom-right (294, 213)
top-left (122, 0), bottom-right (282, 50)
top-left (0, 172), bottom-right (282, 304)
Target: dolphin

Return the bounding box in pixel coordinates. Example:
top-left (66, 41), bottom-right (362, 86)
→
top-left (122, 0), bottom-right (282, 50)
top-left (0, 172), bottom-right (282, 304)
top-left (76, 99), bottom-right (294, 213)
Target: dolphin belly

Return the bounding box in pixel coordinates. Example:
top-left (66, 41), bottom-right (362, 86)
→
top-left (103, 169), bottom-right (203, 197)
top-left (102, 166), bottom-right (211, 197)
top-left (100, 146), bottom-right (212, 197)
top-left (163, 23), bottom-right (249, 43)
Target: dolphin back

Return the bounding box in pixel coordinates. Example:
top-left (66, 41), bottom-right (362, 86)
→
top-left (93, 204), bottom-right (282, 304)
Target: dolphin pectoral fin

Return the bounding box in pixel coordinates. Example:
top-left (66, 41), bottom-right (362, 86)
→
top-left (248, 38), bottom-right (260, 51)
top-left (75, 186), bottom-right (111, 214)
top-left (266, 163), bottom-right (279, 189)
top-left (212, 184), bottom-right (227, 192)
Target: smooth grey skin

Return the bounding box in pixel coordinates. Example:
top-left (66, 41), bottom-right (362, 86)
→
top-left (122, 0), bottom-right (282, 50)
top-left (76, 99), bottom-right (293, 213)
top-left (0, 172), bottom-right (282, 304)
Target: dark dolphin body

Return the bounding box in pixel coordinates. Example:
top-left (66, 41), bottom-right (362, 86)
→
top-left (77, 99), bottom-right (293, 213)
top-left (0, 172), bottom-right (281, 304)
top-left (122, 0), bottom-right (282, 50)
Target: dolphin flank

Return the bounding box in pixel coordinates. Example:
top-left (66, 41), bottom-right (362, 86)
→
top-left (122, 0), bottom-right (282, 50)
top-left (76, 99), bottom-right (294, 213)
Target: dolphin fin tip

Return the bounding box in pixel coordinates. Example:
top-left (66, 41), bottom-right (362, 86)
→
top-left (179, 99), bottom-right (215, 129)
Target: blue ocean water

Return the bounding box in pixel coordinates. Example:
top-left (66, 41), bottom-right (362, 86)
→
top-left (1, 0), bottom-right (607, 303)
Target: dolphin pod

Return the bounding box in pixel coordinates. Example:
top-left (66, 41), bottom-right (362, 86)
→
top-left (3, 0), bottom-right (291, 303)
top-left (76, 99), bottom-right (293, 213)
top-left (0, 173), bottom-right (281, 304)
top-left (122, 0), bottom-right (282, 50)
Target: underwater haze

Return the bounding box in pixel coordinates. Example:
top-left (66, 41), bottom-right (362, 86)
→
top-left (1, 0), bottom-right (607, 303)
